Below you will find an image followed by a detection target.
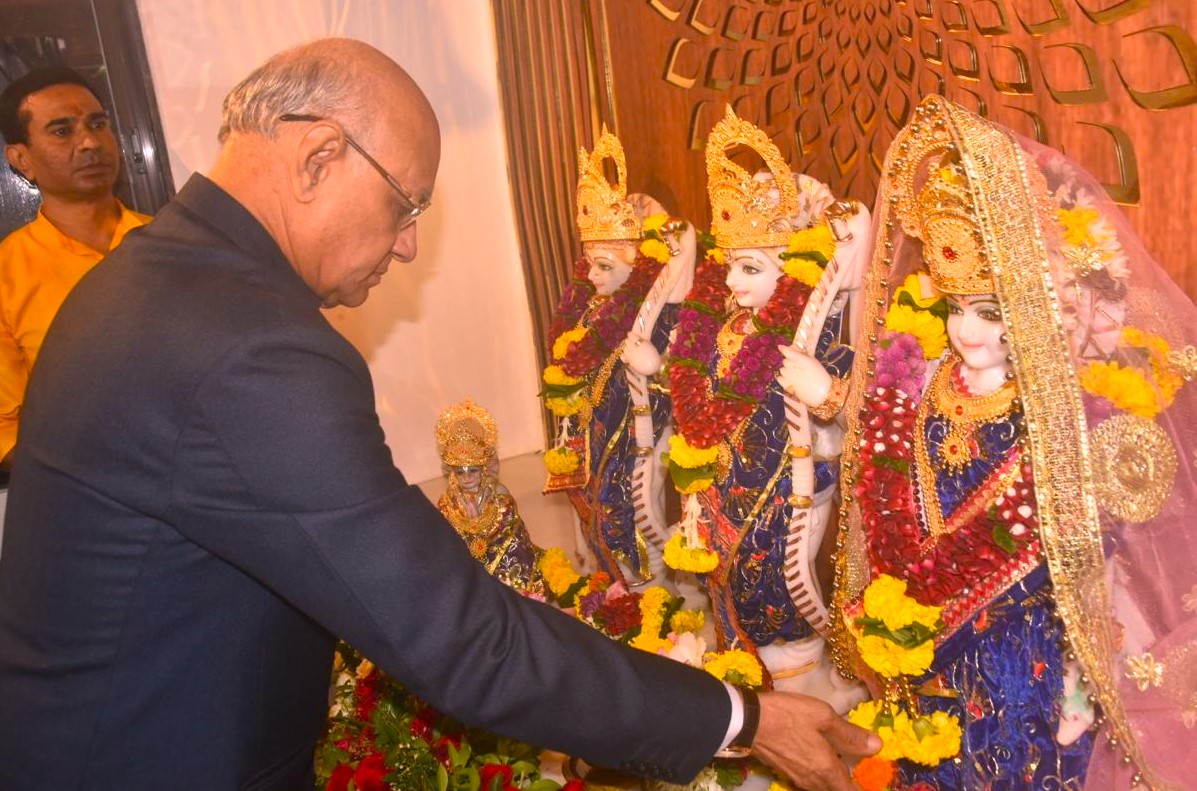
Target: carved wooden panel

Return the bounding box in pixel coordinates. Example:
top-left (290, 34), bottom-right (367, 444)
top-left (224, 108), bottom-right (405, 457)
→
top-left (585, 0), bottom-right (1197, 298)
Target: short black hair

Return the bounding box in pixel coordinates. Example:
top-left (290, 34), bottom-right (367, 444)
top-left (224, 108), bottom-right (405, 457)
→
top-left (0, 67), bottom-right (101, 145)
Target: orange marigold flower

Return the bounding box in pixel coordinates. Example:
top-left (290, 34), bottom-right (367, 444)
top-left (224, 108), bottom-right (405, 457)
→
top-left (852, 756), bottom-right (896, 791)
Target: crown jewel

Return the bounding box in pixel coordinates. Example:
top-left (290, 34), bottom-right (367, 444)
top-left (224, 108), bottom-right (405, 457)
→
top-left (575, 128), bottom-right (641, 242)
top-left (435, 399), bottom-right (498, 467)
top-left (705, 106), bottom-right (798, 249)
top-left (914, 152), bottom-right (991, 295)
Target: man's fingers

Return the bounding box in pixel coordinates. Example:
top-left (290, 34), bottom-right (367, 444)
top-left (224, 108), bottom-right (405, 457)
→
top-left (823, 715), bottom-right (882, 758)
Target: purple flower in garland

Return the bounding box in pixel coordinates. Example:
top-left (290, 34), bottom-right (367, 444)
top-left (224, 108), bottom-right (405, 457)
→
top-left (577, 588), bottom-right (605, 619)
top-left (875, 331), bottom-right (929, 399)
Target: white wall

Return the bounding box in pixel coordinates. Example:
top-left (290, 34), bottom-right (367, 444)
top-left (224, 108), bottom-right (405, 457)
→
top-left (134, 0), bottom-right (544, 484)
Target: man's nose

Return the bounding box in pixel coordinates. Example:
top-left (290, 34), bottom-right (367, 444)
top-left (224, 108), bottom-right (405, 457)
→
top-left (76, 126), bottom-right (102, 150)
top-left (391, 223), bottom-right (418, 262)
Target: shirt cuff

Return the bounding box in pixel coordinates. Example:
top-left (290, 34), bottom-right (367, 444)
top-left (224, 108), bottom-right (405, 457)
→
top-left (718, 681), bottom-right (745, 751)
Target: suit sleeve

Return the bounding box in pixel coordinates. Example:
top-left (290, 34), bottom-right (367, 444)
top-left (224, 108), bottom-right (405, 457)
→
top-left (168, 325), bottom-right (729, 782)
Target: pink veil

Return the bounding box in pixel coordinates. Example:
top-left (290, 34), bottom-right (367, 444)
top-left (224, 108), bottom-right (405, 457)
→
top-left (831, 95), bottom-right (1197, 790)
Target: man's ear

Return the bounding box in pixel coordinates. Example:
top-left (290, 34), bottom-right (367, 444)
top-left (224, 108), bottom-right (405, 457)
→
top-left (5, 143), bottom-right (34, 185)
top-left (289, 123), bottom-right (344, 203)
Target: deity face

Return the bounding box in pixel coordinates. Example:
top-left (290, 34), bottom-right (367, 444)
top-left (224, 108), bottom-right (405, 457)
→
top-left (583, 241), bottom-right (636, 296)
top-left (946, 293), bottom-right (1010, 392)
top-left (726, 248), bottom-right (784, 311)
top-left (448, 464), bottom-right (487, 494)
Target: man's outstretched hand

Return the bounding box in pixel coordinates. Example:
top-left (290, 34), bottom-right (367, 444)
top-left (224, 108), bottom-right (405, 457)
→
top-left (752, 692), bottom-right (881, 791)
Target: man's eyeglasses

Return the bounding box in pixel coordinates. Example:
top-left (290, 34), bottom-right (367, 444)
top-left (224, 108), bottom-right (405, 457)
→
top-left (278, 113), bottom-right (431, 230)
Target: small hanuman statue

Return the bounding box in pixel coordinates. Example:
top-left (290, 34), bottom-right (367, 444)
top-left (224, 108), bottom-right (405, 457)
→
top-left (435, 399), bottom-right (544, 596)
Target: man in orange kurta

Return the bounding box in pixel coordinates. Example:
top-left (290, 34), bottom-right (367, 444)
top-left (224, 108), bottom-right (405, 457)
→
top-left (0, 68), bottom-right (150, 535)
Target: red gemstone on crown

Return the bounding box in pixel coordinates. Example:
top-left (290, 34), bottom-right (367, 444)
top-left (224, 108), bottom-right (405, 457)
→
top-left (721, 210), bottom-right (731, 221)
top-left (942, 246), bottom-right (956, 260)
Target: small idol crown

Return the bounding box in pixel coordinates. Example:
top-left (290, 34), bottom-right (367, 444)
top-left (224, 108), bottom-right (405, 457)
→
top-left (435, 399), bottom-right (498, 468)
top-left (705, 106), bottom-right (798, 250)
top-left (575, 127), bottom-right (641, 242)
top-left (915, 152), bottom-right (991, 295)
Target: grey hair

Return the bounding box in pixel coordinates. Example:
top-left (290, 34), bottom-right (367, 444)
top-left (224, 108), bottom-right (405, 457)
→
top-left (217, 50), bottom-right (364, 144)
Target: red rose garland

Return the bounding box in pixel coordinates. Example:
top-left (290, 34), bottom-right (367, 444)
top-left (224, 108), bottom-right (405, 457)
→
top-left (669, 254), bottom-right (814, 450)
top-left (855, 380), bottom-right (1040, 610)
top-left (547, 253), bottom-right (666, 379)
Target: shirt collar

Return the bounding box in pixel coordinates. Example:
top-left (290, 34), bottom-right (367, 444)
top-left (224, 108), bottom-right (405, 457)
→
top-left (25, 199), bottom-right (145, 258)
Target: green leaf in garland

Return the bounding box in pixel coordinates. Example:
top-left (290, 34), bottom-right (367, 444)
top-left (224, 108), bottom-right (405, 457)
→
top-left (992, 523), bottom-right (1017, 554)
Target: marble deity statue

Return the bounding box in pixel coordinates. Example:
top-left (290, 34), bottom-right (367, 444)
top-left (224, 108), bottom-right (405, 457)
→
top-left (436, 399), bottom-right (543, 596)
top-left (660, 107), bottom-right (871, 712)
top-left (814, 95), bottom-right (1197, 789)
top-left (542, 129), bottom-right (695, 590)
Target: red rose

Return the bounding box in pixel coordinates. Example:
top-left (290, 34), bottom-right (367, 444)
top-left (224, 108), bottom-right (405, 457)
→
top-left (480, 763), bottom-right (515, 791)
top-left (326, 764), bottom-right (354, 791)
top-left (353, 753), bottom-right (388, 791)
top-left (597, 593), bottom-right (642, 636)
top-left (561, 780), bottom-right (586, 791)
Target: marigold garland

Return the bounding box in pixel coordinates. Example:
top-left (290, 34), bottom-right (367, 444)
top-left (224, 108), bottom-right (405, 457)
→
top-left (667, 241), bottom-right (818, 477)
top-left (663, 531), bottom-right (720, 573)
top-left (1078, 326), bottom-right (1182, 419)
top-left (543, 447), bottom-right (580, 475)
top-left (701, 648), bottom-right (764, 688)
top-left (852, 756), bottom-right (896, 791)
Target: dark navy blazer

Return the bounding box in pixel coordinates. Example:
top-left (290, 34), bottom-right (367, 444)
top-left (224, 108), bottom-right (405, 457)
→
top-left (0, 176), bottom-right (729, 790)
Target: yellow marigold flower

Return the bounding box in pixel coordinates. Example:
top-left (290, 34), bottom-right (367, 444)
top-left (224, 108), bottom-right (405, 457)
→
top-left (663, 532), bottom-right (720, 573)
top-left (640, 586), bottom-right (673, 619)
top-left (903, 711), bottom-right (963, 766)
top-left (1057, 207), bottom-right (1100, 248)
top-left (543, 364), bottom-right (581, 387)
top-left (545, 392), bottom-right (588, 418)
top-left (786, 223), bottom-right (837, 262)
top-left (668, 434), bottom-right (720, 469)
top-left (783, 256), bottom-right (824, 287)
top-left (538, 547), bottom-right (582, 596)
top-left (702, 649), bottom-right (764, 688)
top-left (863, 574), bottom-right (941, 631)
top-left (643, 213), bottom-right (670, 233)
top-left (858, 634), bottom-right (935, 678)
top-left (709, 247), bottom-right (726, 265)
top-left (355, 658), bottom-right (375, 680)
top-left (670, 608), bottom-right (706, 635)
top-left (1078, 361), bottom-right (1161, 418)
top-left (676, 476), bottom-right (714, 495)
top-left (848, 700), bottom-right (917, 763)
top-left (630, 633), bottom-right (674, 654)
top-left (544, 447), bottom-right (580, 475)
top-left (552, 327), bottom-right (590, 361)
top-left (639, 237), bottom-right (671, 264)
top-left (767, 782), bottom-right (794, 791)
top-left (895, 273), bottom-right (941, 309)
top-left (886, 303), bottom-right (947, 360)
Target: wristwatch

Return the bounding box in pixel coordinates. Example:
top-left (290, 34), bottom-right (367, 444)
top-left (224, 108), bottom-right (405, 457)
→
top-left (714, 687), bottom-right (760, 758)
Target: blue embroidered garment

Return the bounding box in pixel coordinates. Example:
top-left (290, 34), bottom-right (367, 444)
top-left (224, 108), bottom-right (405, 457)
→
top-left (900, 569), bottom-right (1095, 789)
top-left (583, 304), bottom-right (679, 580)
top-left (709, 313), bottom-right (853, 647)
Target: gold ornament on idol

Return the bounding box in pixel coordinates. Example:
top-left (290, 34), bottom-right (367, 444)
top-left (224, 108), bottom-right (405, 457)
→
top-left (575, 127), bottom-right (641, 243)
top-left (435, 399), bottom-right (498, 468)
top-left (910, 153), bottom-right (992, 295)
top-left (705, 105), bottom-right (798, 250)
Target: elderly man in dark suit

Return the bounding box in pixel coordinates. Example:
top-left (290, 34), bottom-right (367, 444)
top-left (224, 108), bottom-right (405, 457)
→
top-left (0, 39), bottom-right (876, 790)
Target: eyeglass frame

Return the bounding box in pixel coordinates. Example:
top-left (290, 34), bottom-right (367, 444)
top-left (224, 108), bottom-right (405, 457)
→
top-left (277, 113), bottom-right (431, 229)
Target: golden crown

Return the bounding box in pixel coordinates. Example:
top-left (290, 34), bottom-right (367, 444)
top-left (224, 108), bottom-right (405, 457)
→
top-left (705, 106), bottom-right (798, 249)
top-left (914, 152), bottom-right (991, 295)
top-left (576, 127), bottom-right (642, 242)
top-left (435, 399), bottom-right (497, 467)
